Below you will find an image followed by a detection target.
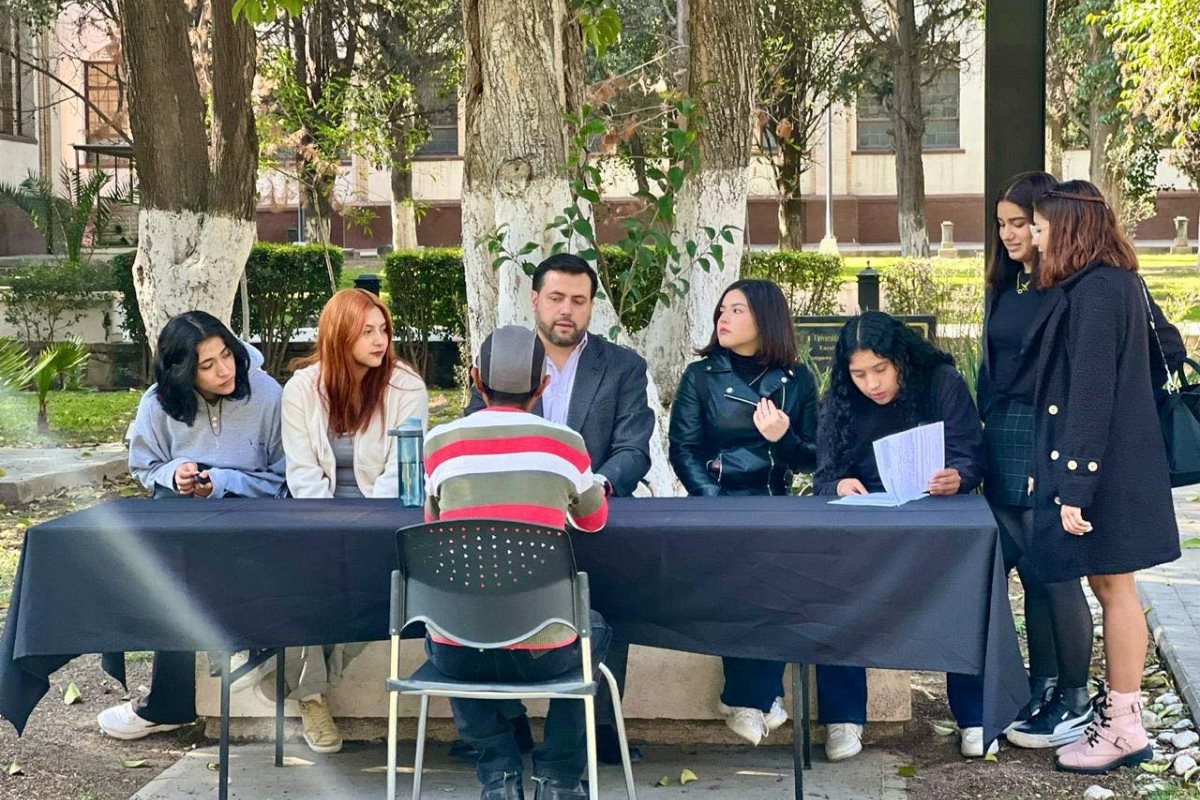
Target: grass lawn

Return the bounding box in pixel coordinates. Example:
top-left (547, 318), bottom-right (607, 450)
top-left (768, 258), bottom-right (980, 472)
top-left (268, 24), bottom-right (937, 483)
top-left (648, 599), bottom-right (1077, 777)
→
top-left (0, 391), bottom-right (143, 448)
top-left (0, 387), bottom-right (462, 449)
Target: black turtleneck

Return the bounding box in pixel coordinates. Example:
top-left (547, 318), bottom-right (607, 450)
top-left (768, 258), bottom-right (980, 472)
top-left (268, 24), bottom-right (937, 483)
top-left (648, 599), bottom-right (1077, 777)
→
top-left (727, 350), bottom-right (767, 387)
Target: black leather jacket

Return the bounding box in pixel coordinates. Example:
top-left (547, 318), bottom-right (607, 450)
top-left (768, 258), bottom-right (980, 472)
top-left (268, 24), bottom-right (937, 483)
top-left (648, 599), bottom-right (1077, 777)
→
top-left (668, 350), bottom-right (818, 496)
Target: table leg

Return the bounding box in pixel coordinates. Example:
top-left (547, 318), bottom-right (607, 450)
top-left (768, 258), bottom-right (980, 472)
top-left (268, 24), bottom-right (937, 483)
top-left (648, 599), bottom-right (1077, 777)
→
top-left (275, 648), bottom-right (285, 767)
top-left (219, 651), bottom-right (231, 800)
top-left (801, 663), bottom-right (812, 769)
top-left (791, 663), bottom-right (804, 800)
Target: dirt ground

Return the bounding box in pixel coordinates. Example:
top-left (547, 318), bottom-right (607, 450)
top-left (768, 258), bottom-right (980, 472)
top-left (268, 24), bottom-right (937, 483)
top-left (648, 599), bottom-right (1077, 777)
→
top-left (0, 483), bottom-right (1195, 800)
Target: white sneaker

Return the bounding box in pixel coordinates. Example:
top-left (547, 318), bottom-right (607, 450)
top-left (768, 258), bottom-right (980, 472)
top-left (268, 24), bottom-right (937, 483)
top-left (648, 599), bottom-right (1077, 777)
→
top-left (723, 706), bottom-right (766, 746)
top-left (97, 702), bottom-right (183, 740)
top-left (763, 698), bottom-right (788, 734)
top-left (959, 726), bottom-right (1000, 758)
top-left (717, 699), bottom-right (788, 735)
top-left (825, 723), bottom-right (864, 762)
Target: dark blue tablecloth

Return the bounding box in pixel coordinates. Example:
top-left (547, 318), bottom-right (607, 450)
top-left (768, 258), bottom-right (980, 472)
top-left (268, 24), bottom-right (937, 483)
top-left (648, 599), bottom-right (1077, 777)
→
top-left (0, 495), bottom-right (1026, 744)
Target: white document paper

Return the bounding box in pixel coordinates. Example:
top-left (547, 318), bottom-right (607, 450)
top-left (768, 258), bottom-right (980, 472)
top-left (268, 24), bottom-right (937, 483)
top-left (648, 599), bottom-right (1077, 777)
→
top-left (830, 421), bottom-right (945, 507)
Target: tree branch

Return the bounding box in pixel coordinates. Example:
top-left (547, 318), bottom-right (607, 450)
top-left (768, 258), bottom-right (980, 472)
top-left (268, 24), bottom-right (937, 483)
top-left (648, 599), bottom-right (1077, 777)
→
top-left (0, 42), bottom-right (131, 144)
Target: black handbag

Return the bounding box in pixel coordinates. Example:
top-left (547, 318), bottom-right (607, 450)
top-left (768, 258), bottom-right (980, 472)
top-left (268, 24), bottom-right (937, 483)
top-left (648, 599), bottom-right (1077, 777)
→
top-left (1141, 279), bottom-right (1200, 487)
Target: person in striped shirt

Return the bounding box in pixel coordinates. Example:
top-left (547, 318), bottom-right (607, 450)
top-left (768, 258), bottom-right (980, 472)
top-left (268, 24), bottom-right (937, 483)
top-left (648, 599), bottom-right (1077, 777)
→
top-left (423, 325), bottom-right (611, 800)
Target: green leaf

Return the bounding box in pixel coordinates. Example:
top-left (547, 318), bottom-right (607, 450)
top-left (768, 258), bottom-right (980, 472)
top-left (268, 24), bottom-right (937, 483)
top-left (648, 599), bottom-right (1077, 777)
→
top-left (572, 219), bottom-right (595, 241)
top-left (685, 241), bottom-right (698, 259)
top-left (63, 682), bottom-right (82, 705)
top-left (1182, 537), bottom-right (1200, 549)
top-left (491, 256), bottom-right (509, 271)
top-left (667, 166), bottom-right (685, 191)
top-left (679, 768), bottom-right (697, 784)
top-left (121, 759), bottom-right (149, 769)
top-left (517, 241), bottom-right (540, 256)
top-left (983, 752), bottom-right (998, 763)
top-left (655, 775), bottom-right (671, 787)
top-left (930, 721), bottom-right (956, 736)
top-left (1141, 761), bottom-right (1170, 773)
top-left (6, 762), bottom-right (22, 776)
top-left (721, 227), bottom-right (735, 244)
top-left (897, 765), bottom-right (917, 778)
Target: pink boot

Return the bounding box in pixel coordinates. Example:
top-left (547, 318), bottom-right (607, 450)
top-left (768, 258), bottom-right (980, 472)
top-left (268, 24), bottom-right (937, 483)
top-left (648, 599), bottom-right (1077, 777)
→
top-left (1055, 687), bottom-right (1152, 774)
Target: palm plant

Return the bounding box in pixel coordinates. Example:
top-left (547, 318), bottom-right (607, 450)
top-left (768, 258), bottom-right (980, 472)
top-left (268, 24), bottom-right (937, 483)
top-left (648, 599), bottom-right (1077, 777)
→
top-left (27, 339), bottom-right (90, 433)
top-left (0, 339), bottom-right (32, 393)
top-left (0, 165), bottom-right (114, 262)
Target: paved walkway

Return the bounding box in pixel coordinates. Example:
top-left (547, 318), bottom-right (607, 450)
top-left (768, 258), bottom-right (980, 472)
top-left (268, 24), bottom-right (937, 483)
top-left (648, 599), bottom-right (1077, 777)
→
top-left (130, 742), bottom-right (907, 800)
top-left (1138, 488), bottom-right (1200, 720)
top-left (0, 444), bottom-right (127, 504)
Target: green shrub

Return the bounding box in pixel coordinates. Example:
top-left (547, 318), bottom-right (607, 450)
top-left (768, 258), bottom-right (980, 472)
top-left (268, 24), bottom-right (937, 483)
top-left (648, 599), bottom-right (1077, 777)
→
top-left (231, 244), bottom-right (343, 375)
top-left (109, 251), bottom-right (142, 345)
top-left (383, 248), bottom-right (467, 378)
top-left (741, 251), bottom-right (843, 316)
top-left (114, 245), bottom-right (342, 373)
top-left (880, 258), bottom-right (984, 327)
top-left (596, 245), bottom-right (665, 334)
top-left (2, 259), bottom-right (117, 343)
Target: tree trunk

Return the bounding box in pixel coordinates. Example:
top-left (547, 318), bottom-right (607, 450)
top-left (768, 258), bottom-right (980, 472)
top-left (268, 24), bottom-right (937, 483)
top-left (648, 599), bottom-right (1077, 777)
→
top-left (629, 131), bottom-right (651, 198)
top-left (460, 0), bottom-right (582, 348)
top-left (302, 172), bottom-right (334, 245)
top-left (639, 0), bottom-right (756, 399)
top-left (120, 0), bottom-right (258, 346)
top-left (390, 127), bottom-right (419, 250)
top-left (889, 0), bottom-right (929, 258)
top-left (777, 133), bottom-right (808, 250)
top-left (1046, 111), bottom-right (1065, 178)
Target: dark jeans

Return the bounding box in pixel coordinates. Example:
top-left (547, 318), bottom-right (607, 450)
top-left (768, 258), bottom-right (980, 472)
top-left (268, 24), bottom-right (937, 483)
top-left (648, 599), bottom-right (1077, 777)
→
top-left (594, 632), bottom-right (628, 727)
top-left (720, 657), bottom-right (786, 712)
top-left (816, 665), bottom-right (983, 728)
top-left (426, 611), bottom-right (611, 784)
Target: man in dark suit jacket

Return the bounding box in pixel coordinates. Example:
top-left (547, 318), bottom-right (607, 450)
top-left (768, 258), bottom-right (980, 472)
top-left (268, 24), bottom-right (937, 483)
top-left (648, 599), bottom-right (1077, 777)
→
top-left (466, 255), bottom-right (654, 496)
top-left (465, 253), bottom-right (653, 764)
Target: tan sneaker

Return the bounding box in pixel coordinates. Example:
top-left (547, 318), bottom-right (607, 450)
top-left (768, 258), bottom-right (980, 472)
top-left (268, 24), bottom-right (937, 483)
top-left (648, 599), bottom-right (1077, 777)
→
top-left (299, 696), bottom-right (343, 754)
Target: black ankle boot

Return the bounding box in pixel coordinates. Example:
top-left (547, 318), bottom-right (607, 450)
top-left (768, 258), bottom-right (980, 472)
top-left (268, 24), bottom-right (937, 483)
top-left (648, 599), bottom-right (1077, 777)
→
top-left (481, 772), bottom-right (524, 800)
top-left (531, 776), bottom-right (586, 800)
top-left (596, 723), bottom-right (643, 765)
top-left (1059, 685), bottom-right (1092, 716)
top-left (1010, 676), bottom-right (1058, 727)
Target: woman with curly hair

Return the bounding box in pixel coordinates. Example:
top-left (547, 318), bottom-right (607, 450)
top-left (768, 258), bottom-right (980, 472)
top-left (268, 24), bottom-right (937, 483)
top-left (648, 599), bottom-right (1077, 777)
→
top-left (812, 310), bottom-right (987, 761)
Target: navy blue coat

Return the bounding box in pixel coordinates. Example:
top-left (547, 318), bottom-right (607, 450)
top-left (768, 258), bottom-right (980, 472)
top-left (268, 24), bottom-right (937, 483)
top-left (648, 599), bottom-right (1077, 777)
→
top-left (1029, 264), bottom-right (1180, 582)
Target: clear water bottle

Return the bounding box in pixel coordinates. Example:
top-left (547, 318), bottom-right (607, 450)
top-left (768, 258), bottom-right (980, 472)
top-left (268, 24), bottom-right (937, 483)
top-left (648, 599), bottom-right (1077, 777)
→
top-left (393, 418), bottom-right (424, 507)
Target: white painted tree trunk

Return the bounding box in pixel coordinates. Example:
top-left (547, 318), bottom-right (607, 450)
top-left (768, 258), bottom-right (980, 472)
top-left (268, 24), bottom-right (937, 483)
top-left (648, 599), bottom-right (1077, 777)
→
top-left (638, 167), bottom-right (749, 400)
top-left (132, 209), bottom-right (256, 345)
top-left (391, 200), bottom-right (419, 251)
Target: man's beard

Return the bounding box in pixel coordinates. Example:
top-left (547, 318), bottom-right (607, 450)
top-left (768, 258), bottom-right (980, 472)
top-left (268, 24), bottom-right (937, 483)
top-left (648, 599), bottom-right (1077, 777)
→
top-left (537, 317), bottom-right (585, 348)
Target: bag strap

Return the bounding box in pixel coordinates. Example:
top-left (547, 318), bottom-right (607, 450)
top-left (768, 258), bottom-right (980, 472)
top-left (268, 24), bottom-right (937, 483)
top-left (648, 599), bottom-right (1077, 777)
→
top-left (1138, 276), bottom-right (1179, 393)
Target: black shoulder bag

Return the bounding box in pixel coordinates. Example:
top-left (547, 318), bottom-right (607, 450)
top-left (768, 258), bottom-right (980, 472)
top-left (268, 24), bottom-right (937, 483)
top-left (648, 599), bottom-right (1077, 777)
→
top-left (1140, 277), bottom-right (1200, 487)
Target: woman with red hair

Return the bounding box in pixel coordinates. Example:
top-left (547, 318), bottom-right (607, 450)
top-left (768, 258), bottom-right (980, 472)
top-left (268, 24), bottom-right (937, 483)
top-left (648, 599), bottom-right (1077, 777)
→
top-left (280, 287), bottom-right (428, 753)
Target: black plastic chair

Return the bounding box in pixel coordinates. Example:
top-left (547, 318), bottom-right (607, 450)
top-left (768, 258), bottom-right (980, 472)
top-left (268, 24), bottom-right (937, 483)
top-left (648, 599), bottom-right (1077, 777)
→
top-left (385, 520), bottom-right (637, 800)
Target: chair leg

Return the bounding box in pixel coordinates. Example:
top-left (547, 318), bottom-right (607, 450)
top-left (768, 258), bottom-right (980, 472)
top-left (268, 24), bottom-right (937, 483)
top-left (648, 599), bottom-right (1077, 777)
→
top-left (412, 695), bottom-right (430, 800)
top-left (791, 663), bottom-right (804, 800)
top-left (387, 688), bottom-right (399, 800)
top-left (219, 652), bottom-right (231, 800)
top-left (583, 695), bottom-right (599, 800)
top-left (275, 648), bottom-right (285, 768)
top-left (598, 664), bottom-right (637, 800)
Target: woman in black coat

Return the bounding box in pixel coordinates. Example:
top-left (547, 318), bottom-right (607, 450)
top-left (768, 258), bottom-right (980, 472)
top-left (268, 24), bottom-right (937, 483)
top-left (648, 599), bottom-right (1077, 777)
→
top-left (1030, 181), bottom-right (1181, 775)
top-left (668, 279), bottom-right (817, 746)
top-left (812, 311), bottom-right (991, 761)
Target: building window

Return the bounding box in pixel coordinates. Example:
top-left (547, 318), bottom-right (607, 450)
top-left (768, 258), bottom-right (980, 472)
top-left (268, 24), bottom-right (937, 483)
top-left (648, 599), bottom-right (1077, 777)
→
top-left (0, 12), bottom-right (36, 139)
top-left (84, 61), bottom-right (125, 166)
top-left (414, 105), bottom-right (458, 158)
top-left (856, 66), bottom-right (960, 151)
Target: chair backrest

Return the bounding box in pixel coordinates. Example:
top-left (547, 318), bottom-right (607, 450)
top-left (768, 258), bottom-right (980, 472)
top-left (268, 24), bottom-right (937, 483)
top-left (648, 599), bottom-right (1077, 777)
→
top-left (395, 519), bottom-right (582, 649)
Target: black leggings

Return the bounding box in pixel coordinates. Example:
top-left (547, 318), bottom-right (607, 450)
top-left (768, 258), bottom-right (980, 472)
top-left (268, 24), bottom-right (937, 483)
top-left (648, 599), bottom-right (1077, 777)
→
top-left (993, 504), bottom-right (1092, 688)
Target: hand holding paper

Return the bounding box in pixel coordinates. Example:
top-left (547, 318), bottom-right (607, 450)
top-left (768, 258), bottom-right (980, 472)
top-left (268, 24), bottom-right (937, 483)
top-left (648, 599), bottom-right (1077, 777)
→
top-left (830, 422), bottom-right (945, 507)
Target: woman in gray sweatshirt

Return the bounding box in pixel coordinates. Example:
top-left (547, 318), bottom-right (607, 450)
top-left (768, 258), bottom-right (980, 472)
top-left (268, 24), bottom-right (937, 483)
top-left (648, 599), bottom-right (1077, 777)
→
top-left (98, 310), bottom-right (285, 742)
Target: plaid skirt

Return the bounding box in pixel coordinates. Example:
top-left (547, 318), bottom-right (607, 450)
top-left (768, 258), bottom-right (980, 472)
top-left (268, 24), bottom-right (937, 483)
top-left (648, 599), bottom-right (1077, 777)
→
top-left (983, 397), bottom-right (1035, 507)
